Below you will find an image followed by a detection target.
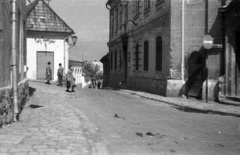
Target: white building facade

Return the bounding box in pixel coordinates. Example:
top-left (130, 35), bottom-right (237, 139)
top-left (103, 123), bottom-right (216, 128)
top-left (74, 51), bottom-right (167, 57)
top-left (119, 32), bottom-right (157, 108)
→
top-left (26, 0), bottom-right (75, 81)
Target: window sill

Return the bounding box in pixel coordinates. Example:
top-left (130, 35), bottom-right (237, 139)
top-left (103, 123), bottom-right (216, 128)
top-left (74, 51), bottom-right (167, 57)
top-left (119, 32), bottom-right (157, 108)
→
top-left (155, 0), bottom-right (164, 7)
top-left (144, 8), bottom-right (150, 14)
top-left (133, 14), bottom-right (140, 20)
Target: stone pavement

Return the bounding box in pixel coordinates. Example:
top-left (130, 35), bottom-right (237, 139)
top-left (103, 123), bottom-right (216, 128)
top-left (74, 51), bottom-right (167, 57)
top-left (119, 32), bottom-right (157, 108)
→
top-left (119, 89), bottom-right (240, 118)
top-left (0, 81), bottom-right (98, 155)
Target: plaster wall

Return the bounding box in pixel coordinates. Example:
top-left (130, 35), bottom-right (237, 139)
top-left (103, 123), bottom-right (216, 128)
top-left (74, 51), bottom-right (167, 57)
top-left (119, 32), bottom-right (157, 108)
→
top-left (27, 38), bottom-right (69, 81)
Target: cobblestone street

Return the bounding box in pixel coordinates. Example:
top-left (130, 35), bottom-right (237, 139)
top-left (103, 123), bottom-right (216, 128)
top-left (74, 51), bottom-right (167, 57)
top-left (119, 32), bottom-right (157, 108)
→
top-left (0, 81), bottom-right (240, 155)
top-left (0, 81), bottom-right (97, 155)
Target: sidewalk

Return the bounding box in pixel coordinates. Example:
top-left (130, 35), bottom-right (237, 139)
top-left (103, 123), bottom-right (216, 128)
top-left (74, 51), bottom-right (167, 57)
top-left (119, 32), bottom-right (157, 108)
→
top-left (0, 81), bottom-right (96, 155)
top-left (118, 89), bottom-right (240, 118)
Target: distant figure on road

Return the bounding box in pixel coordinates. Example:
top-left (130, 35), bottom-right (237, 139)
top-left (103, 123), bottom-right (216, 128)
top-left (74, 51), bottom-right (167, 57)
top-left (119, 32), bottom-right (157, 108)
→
top-left (46, 62), bottom-right (52, 84)
top-left (92, 79), bottom-right (96, 88)
top-left (97, 79), bottom-right (101, 89)
top-left (57, 63), bottom-right (64, 86)
top-left (66, 65), bottom-right (75, 92)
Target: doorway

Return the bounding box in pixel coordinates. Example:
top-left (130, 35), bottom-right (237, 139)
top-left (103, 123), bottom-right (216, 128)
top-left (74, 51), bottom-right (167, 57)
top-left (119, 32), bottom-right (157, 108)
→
top-left (235, 32), bottom-right (240, 96)
top-left (37, 51), bottom-right (54, 80)
top-left (186, 51), bottom-right (205, 99)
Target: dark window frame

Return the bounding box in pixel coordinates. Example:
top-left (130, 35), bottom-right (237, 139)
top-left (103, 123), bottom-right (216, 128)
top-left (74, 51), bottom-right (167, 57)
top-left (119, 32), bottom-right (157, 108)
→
top-left (115, 8), bottom-right (118, 35)
top-left (119, 50), bottom-right (122, 70)
top-left (111, 52), bottom-right (113, 70)
top-left (115, 50), bottom-right (117, 70)
top-left (144, 41), bottom-right (149, 71)
top-left (135, 0), bottom-right (140, 16)
top-left (135, 43), bottom-right (139, 71)
top-left (144, 0), bottom-right (150, 10)
top-left (110, 11), bottom-right (114, 38)
top-left (156, 36), bottom-right (163, 71)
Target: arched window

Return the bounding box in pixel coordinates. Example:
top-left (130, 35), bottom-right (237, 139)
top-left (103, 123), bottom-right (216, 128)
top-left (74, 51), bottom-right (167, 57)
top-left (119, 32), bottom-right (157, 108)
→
top-left (135, 44), bottom-right (139, 70)
top-left (156, 36), bottom-right (163, 71)
top-left (144, 41), bottom-right (149, 71)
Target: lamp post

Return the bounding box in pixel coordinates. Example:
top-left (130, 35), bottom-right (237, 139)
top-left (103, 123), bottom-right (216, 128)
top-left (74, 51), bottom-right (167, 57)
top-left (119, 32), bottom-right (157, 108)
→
top-left (63, 34), bottom-right (78, 72)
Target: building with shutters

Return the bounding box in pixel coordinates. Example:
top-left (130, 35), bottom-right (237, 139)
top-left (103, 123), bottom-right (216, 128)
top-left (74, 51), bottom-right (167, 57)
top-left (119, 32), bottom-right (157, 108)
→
top-left (26, 0), bottom-right (76, 81)
top-left (104, 0), bottom-right (228, 101)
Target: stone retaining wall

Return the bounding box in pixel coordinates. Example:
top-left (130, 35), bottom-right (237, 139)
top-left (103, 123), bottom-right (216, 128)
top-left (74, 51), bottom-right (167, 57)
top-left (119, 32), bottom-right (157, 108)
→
top-left (0, 80), bottom-right (29, 127)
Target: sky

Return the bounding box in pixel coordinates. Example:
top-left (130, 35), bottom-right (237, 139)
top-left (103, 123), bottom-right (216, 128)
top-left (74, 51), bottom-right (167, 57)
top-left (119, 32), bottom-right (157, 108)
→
top-left (49, 0), bottom-right (109, 61)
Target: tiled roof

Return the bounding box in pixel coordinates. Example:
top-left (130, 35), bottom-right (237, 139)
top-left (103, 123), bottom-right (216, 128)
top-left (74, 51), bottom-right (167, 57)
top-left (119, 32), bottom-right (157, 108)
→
top-left (26, 0), bottom-right (74, 34)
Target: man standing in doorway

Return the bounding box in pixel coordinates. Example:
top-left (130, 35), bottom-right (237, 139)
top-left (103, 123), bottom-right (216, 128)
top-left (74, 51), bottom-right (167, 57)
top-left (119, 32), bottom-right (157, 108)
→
top-left (57, 63), bottom-right (64, 86)
top-left (46, 62), bottom-right (52, 84)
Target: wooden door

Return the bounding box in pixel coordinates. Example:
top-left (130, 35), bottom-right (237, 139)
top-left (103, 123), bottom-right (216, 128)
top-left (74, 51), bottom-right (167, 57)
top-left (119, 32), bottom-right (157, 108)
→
top-left (37, 51), bottom-right (54, 80)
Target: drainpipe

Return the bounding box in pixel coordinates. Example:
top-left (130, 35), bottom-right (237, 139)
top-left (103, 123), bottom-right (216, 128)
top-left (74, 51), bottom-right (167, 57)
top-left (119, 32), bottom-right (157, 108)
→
top-left (181, 0), bottom-right (185, 80)
top-left (11, 0), bottom-right (18, 122)
top-left (63, 40), bottom-right (66, 72)
top-left (106, 3), bottom-right (111, 41)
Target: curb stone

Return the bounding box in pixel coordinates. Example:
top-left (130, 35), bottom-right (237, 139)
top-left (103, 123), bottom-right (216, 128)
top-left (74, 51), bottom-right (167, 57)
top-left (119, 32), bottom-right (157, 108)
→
top-left (113, 88), bottom-right (240, 118)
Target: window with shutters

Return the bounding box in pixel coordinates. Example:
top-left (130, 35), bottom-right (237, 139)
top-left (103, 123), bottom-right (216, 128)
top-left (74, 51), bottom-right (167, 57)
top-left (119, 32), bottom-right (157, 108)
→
top-left (156, 36), bottom-right (163, 71)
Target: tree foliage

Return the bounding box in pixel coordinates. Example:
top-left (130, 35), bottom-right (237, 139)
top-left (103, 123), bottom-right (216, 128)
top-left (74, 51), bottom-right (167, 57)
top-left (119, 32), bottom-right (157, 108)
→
top-left (83, 61), bottom-right (103, 79)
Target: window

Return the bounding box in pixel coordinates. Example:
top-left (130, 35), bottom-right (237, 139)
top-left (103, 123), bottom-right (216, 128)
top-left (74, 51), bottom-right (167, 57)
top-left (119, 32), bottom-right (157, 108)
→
top-left (156, 0), bottom-right (164, 6)
top-left (119, 50), bottom-right (122, 70)
top-left (135, 44), bottom-right (139, 71)
top-left (119, 6), bottom-right (122, 30)
top-left (123, 3), bottom-right (128, 32)
top-left (115, 50), bottom-right (117, 70)
top-left (110, 12), bottom-right (114, 38)
top-left (144, 0), bottom-right (150, 10)
top-left (115, 9), bottom-right (118, 34)
top-left (111, 52), bottom-right (113, 70)
top-left (156, 36), bottom-right (163, 71)
top-left (124, 3), bottom-right (128, 24)
top-left (135, 0), bottom-right (140, 15)
top-left (144, 41), bottom-right (149, 71)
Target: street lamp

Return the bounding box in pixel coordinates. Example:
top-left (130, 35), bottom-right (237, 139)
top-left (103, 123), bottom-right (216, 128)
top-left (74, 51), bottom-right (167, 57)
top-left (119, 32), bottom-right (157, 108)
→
top-left (66, 34), bottom-right (78, 47)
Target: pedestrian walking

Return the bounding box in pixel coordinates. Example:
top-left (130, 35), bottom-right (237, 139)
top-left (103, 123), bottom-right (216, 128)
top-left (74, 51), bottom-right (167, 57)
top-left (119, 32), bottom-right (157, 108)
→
top-left (46, 62), bottom-right (52, 84)
top-left (57, 63), bottom-right (64, 86)
top-left (66, 65), bottom-right (75, 92)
